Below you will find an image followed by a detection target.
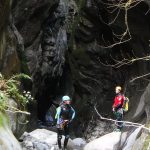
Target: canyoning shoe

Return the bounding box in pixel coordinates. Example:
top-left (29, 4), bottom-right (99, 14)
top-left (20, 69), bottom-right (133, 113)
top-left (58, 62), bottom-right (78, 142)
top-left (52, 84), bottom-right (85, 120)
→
top-left (113, 128), bottom-right (121, 132)
top-left (116, 129), bottom-right (121, 132)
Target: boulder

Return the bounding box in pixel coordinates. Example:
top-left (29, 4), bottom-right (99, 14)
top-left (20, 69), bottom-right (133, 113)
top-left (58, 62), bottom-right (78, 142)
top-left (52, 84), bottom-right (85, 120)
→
top-left (21, 129), bottom-right (76, 150)
top-left (121, 127), bottom-right (142, 150)
top-left (0, 112), bottom-right (21, 150)
top-left (84, 132), bottom-right (121, 150)
top-left (73, 138), bottom-right (86, 149)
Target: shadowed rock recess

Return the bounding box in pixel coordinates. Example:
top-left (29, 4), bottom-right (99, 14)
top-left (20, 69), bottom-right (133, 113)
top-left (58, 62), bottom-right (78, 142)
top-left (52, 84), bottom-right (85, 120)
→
top-left (1, 0), bottom-right (150, 149)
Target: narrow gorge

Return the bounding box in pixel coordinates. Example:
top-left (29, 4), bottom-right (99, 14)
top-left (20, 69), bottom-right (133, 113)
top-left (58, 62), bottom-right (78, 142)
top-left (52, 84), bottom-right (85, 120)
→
top-left (1, 0), bottom-right (150, 150)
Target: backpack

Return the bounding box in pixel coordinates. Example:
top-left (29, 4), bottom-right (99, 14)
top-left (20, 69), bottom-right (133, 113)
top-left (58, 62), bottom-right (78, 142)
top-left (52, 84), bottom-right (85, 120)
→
top-left (123, 97), bottom-right (129, 112)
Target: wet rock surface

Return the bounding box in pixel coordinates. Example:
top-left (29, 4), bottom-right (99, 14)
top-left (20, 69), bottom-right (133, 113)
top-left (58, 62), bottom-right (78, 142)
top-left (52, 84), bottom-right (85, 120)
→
top-left (20, 129), bottom-right (85, 150)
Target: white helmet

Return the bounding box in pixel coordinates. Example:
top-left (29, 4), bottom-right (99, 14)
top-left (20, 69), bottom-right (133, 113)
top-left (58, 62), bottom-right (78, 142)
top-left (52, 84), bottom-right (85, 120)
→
top-left (62, 95), bottom-right (71, 101)
top-left (116, 86), bottom-right (122, 91)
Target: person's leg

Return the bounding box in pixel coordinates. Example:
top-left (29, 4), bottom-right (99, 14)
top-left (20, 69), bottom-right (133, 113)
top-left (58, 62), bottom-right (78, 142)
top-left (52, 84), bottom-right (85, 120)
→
top-left (64, 124), bottom-right (70, 149)
top-left (119, 113), bottom-right (123, 129)
top-left (57, 128), bottom-right (63, 149)
top-left (116, 113), bottom-right (123, 130)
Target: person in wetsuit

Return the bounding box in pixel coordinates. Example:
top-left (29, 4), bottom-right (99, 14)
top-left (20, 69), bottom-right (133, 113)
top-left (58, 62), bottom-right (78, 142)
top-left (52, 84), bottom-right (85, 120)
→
top-left (55, 95), bottom-right (75, 150)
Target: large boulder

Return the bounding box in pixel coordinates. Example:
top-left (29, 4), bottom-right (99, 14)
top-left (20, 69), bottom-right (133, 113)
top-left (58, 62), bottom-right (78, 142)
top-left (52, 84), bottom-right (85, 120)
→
top-left (20, 129), bottom-right (76, 150)
top-left (84, 126), bottom-right (143, 150)
top-left (6, 98), bottom-right (28, 138)
top-left (0, 112), bottom-right (21, 150)
top-left (73, 138), bottom-right (87, 149)
top-left (120, 127), bottom-right (143, 150)
top-left (84, 132), bottom-right (121, 150)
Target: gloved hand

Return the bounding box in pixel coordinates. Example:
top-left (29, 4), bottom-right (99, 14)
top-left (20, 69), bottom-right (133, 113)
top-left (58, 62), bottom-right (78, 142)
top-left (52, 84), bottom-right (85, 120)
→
top-left (69, 119), bottom-right (73, 124)
top-left (64, 120), bottom-right (72, 125)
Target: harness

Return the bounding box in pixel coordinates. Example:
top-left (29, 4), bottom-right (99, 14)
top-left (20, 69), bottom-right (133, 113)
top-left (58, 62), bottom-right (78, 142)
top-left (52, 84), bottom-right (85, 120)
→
top-left (60, 104), bottom-right (72, 120)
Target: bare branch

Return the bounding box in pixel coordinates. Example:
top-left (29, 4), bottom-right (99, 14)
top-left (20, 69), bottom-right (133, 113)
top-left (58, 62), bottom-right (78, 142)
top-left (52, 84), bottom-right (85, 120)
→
top-left (94, 105), bottom-right (150, 132)
top-left (6, 105), bottom-right (30, 115)
top-left (96, 0), bottom-right (145, 48)
top-left (130, 72), bottom-right (150, 83)
top-left (98, 55), bottom-right (150, 68)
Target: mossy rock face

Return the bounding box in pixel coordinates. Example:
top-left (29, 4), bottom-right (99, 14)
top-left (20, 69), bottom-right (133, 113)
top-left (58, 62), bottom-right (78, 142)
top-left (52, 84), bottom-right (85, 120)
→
top-left (0, 0), bottom-right (10, 33)
top-left (141, 123), bottom-right (150, 150)
top-left (0, 0), bottom-right (11, 58)
top-left (0, 0), bottom-right (21, 76)
top-left (143, 134), bottom-right (150, 150)
top-left (1, 27), bottom-right (21, 77)
top-left (0, 112), bottom-right (21, 150)
top-left (0, 112), bottom-right (9, 128)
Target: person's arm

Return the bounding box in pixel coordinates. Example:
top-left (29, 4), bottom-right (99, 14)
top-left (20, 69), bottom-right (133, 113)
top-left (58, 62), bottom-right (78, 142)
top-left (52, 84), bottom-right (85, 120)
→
top-left (70, 107), bottom-right (75, 122)
top-left (112, 97), bottom-right (116, 111)
top-left (55, 107), bottom-right (61, 124)
top-left (122, 95), bottom-right (126, 108)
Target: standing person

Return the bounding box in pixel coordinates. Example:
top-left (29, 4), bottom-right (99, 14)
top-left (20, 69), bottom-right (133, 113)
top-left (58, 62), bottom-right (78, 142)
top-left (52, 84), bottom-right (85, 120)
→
top-left (55, 96), bottom-right (75, 150)
top-left (112, 86), bottom-right (125, 131)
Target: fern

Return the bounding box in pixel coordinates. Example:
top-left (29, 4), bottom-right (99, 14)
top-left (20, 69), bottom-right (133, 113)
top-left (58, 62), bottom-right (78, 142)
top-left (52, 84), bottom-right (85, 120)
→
top-left (0, 73), bottom-right (32, 113)
top-left (7, 73), bottom-right (31, 83)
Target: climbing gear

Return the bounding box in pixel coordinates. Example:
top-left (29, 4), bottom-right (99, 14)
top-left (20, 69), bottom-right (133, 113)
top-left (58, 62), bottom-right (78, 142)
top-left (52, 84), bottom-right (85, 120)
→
top-left (55, 104), bottom-right (75, 122)
top-left (123, 97), bottom-right (129, 112)
top-left (60, 120), bottom-right (69, 129)
top-left (62, 96), bottom-right (71, 101)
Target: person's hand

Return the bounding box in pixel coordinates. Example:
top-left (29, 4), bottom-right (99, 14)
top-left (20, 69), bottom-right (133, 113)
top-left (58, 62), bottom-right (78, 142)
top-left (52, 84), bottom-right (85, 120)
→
top-left (64, 120), bottom-right (69, 123)
top-left (112, 107), bottom-right (115, 112)
top-left (69, 119), bottom-right (73, 124)
top-left (63, 120), bottom-right (69, 125)
top-left (56, 124), bottom-right (61, 128)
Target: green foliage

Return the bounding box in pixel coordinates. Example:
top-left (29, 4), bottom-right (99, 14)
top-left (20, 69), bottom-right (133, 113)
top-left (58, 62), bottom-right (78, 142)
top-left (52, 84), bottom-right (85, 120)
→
top-left (0, 92), bottom-right (7, 112)
top-left (142, 123), bottom-right (150, 150)
top-left (0, 112), bottom-right (9, 128)
top-left (143, 134), bottom-right (150, 150)
top-left (7, 73), bottom-right (31, 81)
top-left (0, 73), bottom-right (32, 112)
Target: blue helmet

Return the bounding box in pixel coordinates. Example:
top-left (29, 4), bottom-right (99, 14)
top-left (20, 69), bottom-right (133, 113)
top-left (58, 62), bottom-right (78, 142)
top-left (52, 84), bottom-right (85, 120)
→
top-left (62, 95), bottom-right (71, 101)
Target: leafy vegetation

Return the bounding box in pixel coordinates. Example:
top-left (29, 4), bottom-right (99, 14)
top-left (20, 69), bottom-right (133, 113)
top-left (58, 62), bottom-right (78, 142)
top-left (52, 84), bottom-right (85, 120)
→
top-left (0, 73), bottom-right (32, 114)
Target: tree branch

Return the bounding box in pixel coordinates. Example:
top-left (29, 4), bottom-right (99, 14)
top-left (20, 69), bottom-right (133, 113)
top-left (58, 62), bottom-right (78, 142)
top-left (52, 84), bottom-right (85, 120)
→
top-left (94, 106), bottom-right (150, 132)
